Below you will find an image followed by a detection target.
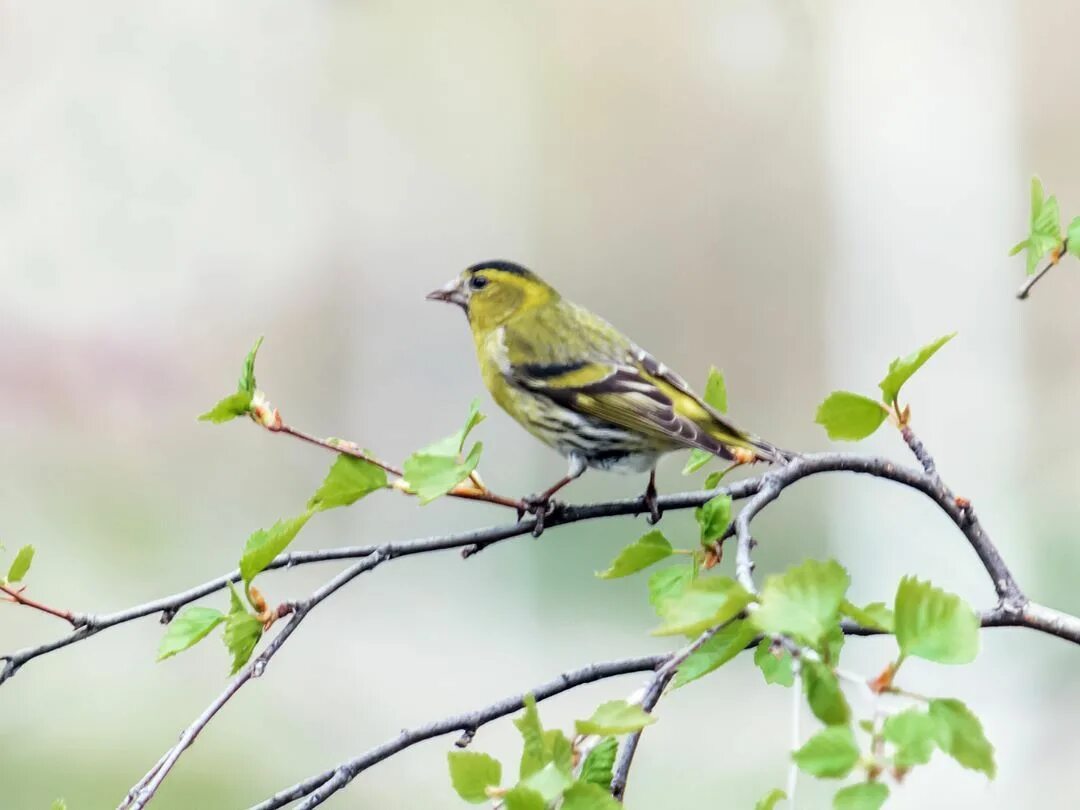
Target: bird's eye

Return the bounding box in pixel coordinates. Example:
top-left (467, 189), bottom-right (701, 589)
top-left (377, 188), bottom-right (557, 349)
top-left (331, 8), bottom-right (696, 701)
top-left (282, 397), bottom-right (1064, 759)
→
top-left (469, 275), bottom-right (489, 291)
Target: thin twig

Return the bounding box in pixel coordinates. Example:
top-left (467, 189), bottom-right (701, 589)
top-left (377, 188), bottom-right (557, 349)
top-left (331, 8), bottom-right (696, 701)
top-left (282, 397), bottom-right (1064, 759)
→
top-left (0, 582), bottom-right (78, 625)
top-left (248, 656), bottom-right (667, 810)
top-left (1017, 239), bottom-right (1067, 300)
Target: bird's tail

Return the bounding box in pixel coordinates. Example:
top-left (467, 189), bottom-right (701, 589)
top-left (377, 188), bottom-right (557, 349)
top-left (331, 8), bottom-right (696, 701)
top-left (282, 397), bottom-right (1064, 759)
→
top-left (741, 435), bottom-right (798, 465)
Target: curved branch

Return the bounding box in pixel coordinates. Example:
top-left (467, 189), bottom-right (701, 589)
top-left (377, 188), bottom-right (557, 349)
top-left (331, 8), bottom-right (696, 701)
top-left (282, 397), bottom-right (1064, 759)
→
top-left (248, 656), bottom-right (666, 810)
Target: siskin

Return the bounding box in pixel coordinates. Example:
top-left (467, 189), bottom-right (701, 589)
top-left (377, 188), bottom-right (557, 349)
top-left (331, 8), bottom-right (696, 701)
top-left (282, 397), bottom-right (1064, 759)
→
top-left (428, 260), bottom-right (788, 532)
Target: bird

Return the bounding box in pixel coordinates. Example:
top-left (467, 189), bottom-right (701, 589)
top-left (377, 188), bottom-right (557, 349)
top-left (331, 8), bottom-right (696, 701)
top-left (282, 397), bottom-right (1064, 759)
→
top-left (427, 260), bottom-right (788, 533)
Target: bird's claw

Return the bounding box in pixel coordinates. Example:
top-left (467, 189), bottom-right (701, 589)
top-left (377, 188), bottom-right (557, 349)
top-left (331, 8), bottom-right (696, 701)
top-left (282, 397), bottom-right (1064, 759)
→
top-left (519, 494), bottom-right (561, 537)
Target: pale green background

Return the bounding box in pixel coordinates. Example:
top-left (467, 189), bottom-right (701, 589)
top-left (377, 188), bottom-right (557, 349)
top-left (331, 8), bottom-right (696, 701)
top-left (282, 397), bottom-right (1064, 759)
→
top-left (3, 1), bottom-right (1080, 808)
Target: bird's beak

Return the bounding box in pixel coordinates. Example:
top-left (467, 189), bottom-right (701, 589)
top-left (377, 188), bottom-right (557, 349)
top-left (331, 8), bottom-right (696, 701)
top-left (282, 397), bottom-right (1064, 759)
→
top-left (426, 277), bottom-right (468, 309)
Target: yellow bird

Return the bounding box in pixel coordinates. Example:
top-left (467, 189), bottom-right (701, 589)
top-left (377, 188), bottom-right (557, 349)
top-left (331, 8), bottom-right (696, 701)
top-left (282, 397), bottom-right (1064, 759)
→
top-left (428, 260), bottom-right (787, 531)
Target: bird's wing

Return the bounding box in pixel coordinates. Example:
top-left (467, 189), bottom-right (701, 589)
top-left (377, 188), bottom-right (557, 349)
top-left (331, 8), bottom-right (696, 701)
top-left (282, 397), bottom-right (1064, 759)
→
top-left (509, 351), bottom-right (742, 459)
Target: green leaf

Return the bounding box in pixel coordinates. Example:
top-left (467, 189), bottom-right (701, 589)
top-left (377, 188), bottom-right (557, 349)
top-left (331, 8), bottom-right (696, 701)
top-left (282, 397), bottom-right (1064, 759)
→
top-left (754, 639), bottom-right (795, 687)
top-left (755, 788), bottom-right (787, 810)
top-left (1067, 216), bottom-right (1080, 258)
top-left (673, 619), bottom-right (758, 689)
top-left (51, 802), bottom-right (68, 810)
top-left (883, 707), bottom-right (940, 767)
top-left (704, 468), bottom-right (732, 489)
top-left (815, 391), bottom-right (887, 441)
top-left (751, 559), bottom-right (850, 647)
top-left (421, 398), bottom-right (486, 457)
top-left (521, 761), bottom-right (573, 802)
top-left (833, 782), bottom-right (888, 810)
top-left (6, 544), bottom-right (34, 583)
top-left (802, 660), bottom-right (851, 726)
top-left (652, 576), bottom-right (752, 637)
top-left (1012, 178), bottom-right (1065, 272)
top-left (694, 493), bottom-right (732, 546)
top-left (647, 565), bottom-right (694, 611)
top-left (513, 694), bottom-right (548, 780)
top-left (239, 513), bottom-right (312, 587)
top-left (447, 751), bottom-right (502, 803)
top-left (307, 455), bottom-right (388, 512)
top-left (878, 333), bottom-right (957, 406)
top-left (157, 607), bottom-right (225, 662)
top-left (840, 600), bottom-right (894, 633)
top-left (223, 583), bottom-right (263, 674)
top-left (198, 390), bottom-right (254, 423)
top-left (894, 576), bottom-right (979, 665)
top-left (702, 365), bottom-right (728, 413)
top-left (403, 442), bottom-right (483, 504)
top-left (821, 624), bottom-right (845, 666)
top-left (682, 369), bottom-right (726, 474)
top-left (597, 530), bottom-right (672, 579)
top-left (575, 700), bottom-right (656, 736)
top-left (682, 449), bottom-right (714, 475)
top-left (238, 336), bottom-right (264, 393)
top-left (561, 781), bottom-right (622, 810)
top-left (502, 785), bottom-right (546, 810)
top-left (792, 726), bottom-right (860, 779)
top-left (546, 729), bottom-right (573, 774)
top-left (929, 699), bottom-right (996, 778)
top-left (580, 737), bottom-right (618, 788)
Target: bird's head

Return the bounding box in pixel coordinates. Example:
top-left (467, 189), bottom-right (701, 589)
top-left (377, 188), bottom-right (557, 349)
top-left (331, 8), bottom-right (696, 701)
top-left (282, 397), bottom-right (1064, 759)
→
top-left (426, 260), bottom-right (557, 332)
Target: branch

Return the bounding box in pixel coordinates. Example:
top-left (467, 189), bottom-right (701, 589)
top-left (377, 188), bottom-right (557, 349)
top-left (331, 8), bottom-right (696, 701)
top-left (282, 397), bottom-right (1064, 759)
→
top-left (0, 582), bottom-right (78, 625)
top-left (247, 656), bottom-right (667, 810)
top-left (1016, 238), bottom-right (1067, 300)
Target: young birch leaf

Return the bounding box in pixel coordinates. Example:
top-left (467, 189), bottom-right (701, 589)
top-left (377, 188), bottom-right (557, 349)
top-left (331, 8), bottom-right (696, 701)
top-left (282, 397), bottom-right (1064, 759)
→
top-left (792, 726), bottom-right (860, 778)
top-left (840, 600), bottom-right (894, 633)
top-left (580, 737), bottom-right (618, 788)
top-left (802, 660), bottom-right (851, 726)
top-left (596, 530), bottom-right (672, 579)
top-left (833, 782), bottom-right (888, 810)
top-left (238, 336), bottom-right (264, 393)
top-left (403, 442), bottom-right (483, 504)
top-left (503, 785), bottom-right (546, 810)
top-left (755, 788), bottom-right (787, 810)
top-left (513, 694), bottom-right (547, 779)
top-left (575, 700), bottom-right (656, 735)
top-left (561, 781), bottom-right (622, 810)
top-left (239, 513), bottom-right (312, 587)
top-left (1067, 216), bottom-right (1080, 259)
top-left (420, 398), bottom-right (486, 457)
top-left (157, 607), bottom-right (225, 661)
top-left (198, 391), bottom-right (254, 424)
top-left (1012, 177), bottom-right (1064, 274)
top-left (447, 751), bottom-right (502, 803)
top-left (673, 619), bottom-right (758, 689)
top-left (223, 584), bottom-right (263, 674)
top-left (683, 448), bottom-right (714, 475)
top-left (882, 707), bottom-right (940, 767)
top-left (647, 565), bottom-right (693, 611)
top-left (929, 699), bottom-right (996, 778)
top-left (695, 493), bottom-right (732, 546)
top-left (51, 801), bottom-right (68, 810)
top-left (878, 333), bottom-right (957, 406)
top-left (307, 455), bottom-right (387, 512)
top-left (815, 392), bottom-right (887, 441)
top-left (751, 559), bottom-right (850, 647)
top-left (546, 730), bottom-right (573, 774)
top-left (754, 639), bottom-right (795, 687)
top-left (682, 368), bottom-right (727, 474)
top-left (704, 467), bottom-right (732, 489)
top-left (652, 576), bottom-right (752, 637)
top-left (521, 761), bottom-right (573, 802)
top-left (894, 576), bottom-right (979, 664)
top-left (6, 544), bottom-right (35, 583)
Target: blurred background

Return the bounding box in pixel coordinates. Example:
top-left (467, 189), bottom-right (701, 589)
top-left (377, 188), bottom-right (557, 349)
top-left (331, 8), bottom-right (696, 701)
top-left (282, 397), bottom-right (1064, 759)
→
top-left (3, 1), bottom-right (1080, 807)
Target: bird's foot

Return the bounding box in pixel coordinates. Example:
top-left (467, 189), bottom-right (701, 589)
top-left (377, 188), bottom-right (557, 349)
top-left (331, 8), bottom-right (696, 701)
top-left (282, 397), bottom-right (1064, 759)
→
top-left (518, 494), bottom-right (563, 537)
top-left (641, 481), bottom-right (662, 525)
